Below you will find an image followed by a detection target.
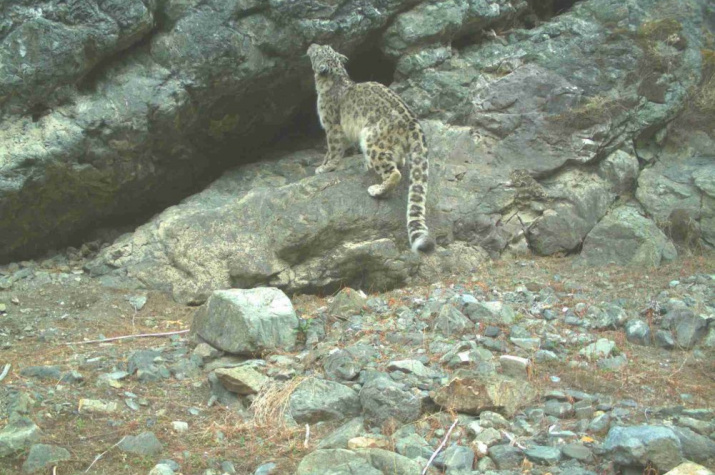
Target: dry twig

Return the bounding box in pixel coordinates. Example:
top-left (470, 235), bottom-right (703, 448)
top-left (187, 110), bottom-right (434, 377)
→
top-left (66, 330), bottom-right (189, 345)
top-left (422, 418), bottom-right (458, 475)
top-left (84, 436), bottom-right (126, 473)
top-left (0, 363), bottom-right (10, 382)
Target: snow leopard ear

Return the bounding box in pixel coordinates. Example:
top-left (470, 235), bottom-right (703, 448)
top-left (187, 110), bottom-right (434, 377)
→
top-left (338, 53), bottom-right (348, 64)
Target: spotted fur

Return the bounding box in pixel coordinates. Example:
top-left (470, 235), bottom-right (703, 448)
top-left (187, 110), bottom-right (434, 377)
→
top-left (307, 44), bottom-right (435, 253)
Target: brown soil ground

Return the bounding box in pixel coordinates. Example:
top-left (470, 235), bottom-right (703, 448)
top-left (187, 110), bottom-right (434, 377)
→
top-left (0, 253), bottom-right (714, 474)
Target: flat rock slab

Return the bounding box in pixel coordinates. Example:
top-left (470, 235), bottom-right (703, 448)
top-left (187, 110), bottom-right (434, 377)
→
top-left (192, 288), bottom-right (298, 355)
top-left (214, 366), bottom-right (268, 395)
top-left (430, 375), bottom-right (535, 417)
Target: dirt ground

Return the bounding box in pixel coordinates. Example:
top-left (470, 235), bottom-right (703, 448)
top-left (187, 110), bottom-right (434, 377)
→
top-left (0, 253), bottom-right (714, 474)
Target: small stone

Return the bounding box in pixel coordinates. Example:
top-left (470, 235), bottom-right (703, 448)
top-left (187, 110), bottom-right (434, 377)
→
top-left (128, 294), bottom-right (148, 311)
top-left (625, 319), bottom-right (652, 345)
top-left (149, 464), bottom-right (175, 475)
top-left (22, 444), bottom-right (71, 474)
top-left (510, 337), bottom-right (541, 350)
top-left (544, 400), bottom-right (573, 418)
top-left (474, 427), bottom-right (502, 446)
top-left (118, 431), bottom-right (163, 456)
top-left (387, 359), bottom-right (436, 378)
top-left (489, 444), bottom-right (523, 469)
top-left (562, 443), bottom-right (593, 461)
top-left (535, 350), bottom-right (559, 362)
top-left (79, 399), bottom-right (118, 415)
top-left (193, 343), bottom-right (222, 360)
top-left (433, 304), bottom-right (473, 336)
top-left (499, 355), bottom-right (531, 379)
top-left (524, 445), bottom-right (561, 464)
top-left (329, 287), bottom-right (367, 316)
top-left (579, 338), bottom-right (616, 360)
top-left (253, 462), bottom-right (278, 475)
top-left (656, 330), bottom-right (676, 349)
top-left (464, 301), bottom-right (515, 325)
top-left (172, 421), bottom-right (188, 433)
top-left (442, 444), bottom-right (475, 471)
top-left (214, 366), bottom-right (268, 395)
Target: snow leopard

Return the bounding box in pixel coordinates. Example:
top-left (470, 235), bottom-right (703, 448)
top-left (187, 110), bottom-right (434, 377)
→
top-left (307, 44), bottom-right (435, 253)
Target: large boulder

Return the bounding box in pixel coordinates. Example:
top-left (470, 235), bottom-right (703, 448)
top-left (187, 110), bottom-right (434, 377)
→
top-left (579, 205), bottom-right (677, 267)
top-left (192, 288), bottom-right (298, 354)
top-left (636, 156), bottom-right (715, 248)
top-left (602, 425), bottom-right (683, 471)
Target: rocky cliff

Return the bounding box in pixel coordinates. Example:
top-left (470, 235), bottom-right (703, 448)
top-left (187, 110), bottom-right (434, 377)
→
top-left (1, 0), bottom-right (714, 302)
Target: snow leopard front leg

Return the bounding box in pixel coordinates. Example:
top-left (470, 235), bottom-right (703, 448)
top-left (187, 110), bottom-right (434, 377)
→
top-left (316, 126), bottom-right (348, 174)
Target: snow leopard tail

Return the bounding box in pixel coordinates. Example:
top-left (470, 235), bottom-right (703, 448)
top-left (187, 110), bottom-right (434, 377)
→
top-left (407, 124), bottom-right (435, 253)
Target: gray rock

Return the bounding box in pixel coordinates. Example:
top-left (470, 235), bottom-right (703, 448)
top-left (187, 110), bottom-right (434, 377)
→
top-left (544, 400), bottom-right (574, 419)
top-left (433, 304), bottom-right (473, 337)
top-left (671, 427), bottom-right (715, 467)
top-left (360, 376), bottom-right (421, 426)
top-left (562, 443), bottom-right (593, 462)
top-left (598, 151), bottom-right (640, 195)
top-left (328, 288), bottom-right (367, 317)
top-left (524, 445), bottom-right (561, 465)
top-left (603, 425), bottom-right (683, 471)
top-left (598, 355), bottom-right (629, 371)
top-left (118, 432), bottom-right (163, 457)
top-left (580, 338), bottom-right (616, 360)
top-left (441, 444), bottom-right (475, 472)
top-left (663, 308), bottom-right (710, 349)
top-left (355, 448), bottom-right (422, 475)
top-left (580, 205), bottom-right (677, 267)
top-left (394, 432), bottom-right (432, 459)
top-left (387, 360), bottom-right (436, 379)
top-left (290, 378), bottom-right (361, 424)
top-left (324, 350), bottom-right (362, 382)
top-left (214, 366), bottom-right (267, 395)
top-left (636, 156), bottom-right (715, 248)
top-left (21, 444), bottom-right (71, 474)
top-left (499, 355), bottom-right (531, 379)
top-left (192, 288), bottom-right (298, 355)
top-left (317, 418), bottom-right (365, 450)
top-left (464, 301), bottom-right (515, 325)
top-left (149, 464), bottom-right (176, 475)
top-left (656, 329), bottom-right (677, 349)
top-left (253, 462), bottom-right (277, 475)
top-left (663, 462), bottom-right (715, 475)
top-left (0, 417), bottom-right (41, 457)
top-left (431, 375), bottom-right (535, 417)
top-left (19, 366), bottom-right (61, 380)
top-left (625, 319), bottom-right (652, 346)
top-left (295, 449), bottom-right (381, 475)
top-left (488, 444), bottom-right (523, 469)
